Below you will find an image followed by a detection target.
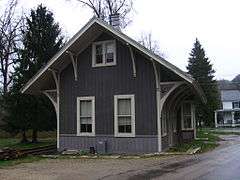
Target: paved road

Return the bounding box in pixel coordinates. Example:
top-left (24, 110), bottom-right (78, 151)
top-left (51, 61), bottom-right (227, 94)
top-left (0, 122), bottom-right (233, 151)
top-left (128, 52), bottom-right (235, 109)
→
top-left (1, 135), bottom-right (240, 180)
top-left (125, 135), bottom-right (240, 180)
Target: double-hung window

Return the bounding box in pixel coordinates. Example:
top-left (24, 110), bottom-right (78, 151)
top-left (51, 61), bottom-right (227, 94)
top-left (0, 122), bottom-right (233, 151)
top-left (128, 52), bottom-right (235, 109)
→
top-left (114, 95), bottom-right (135, 137)
top-left (92, 40), bottom-right (116, 67)
top-left (77, 97), bottom-right (95, 136)
top-left (181, 102), bottom-right (193, 130)
top-left (233, 101), bottom-right (240, 109)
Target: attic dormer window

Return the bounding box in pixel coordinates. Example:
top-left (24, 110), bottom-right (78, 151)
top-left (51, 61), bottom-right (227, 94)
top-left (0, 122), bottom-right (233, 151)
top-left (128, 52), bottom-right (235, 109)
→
top-left (92, 40), bottom-right (116, 67)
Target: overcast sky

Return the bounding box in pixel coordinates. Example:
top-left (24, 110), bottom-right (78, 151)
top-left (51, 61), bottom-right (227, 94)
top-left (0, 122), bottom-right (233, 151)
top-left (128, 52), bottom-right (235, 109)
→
top-left (1, 0), bottom-right (239, 80)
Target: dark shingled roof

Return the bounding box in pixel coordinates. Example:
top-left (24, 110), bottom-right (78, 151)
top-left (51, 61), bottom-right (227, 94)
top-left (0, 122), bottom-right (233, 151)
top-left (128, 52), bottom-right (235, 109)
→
top-left (221, 90), bottom-right (240, 101)
top-left (218, 80), bottom-right (239, 90)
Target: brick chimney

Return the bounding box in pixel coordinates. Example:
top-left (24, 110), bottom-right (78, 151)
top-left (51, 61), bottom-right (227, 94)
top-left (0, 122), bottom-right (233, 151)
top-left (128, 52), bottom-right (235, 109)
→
top-left (109, 13), bottom-right (120, 30)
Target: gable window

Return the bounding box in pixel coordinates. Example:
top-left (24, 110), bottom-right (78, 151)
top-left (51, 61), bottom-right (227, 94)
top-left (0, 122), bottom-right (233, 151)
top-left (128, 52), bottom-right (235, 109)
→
top-left (77, 97), bottom-right (95, 136)
top-left (232, 102), bottom-right (240, 109)
top-left (181, 102), bottom-right (193, 130)
top-left (114, 95), bottom-right (135, 137)
top-left (92, 40), bottom-right (116, 67)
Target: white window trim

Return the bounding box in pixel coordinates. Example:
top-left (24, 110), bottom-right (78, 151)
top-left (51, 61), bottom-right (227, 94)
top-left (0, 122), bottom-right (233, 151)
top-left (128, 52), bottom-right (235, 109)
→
top-left (181, 101), bottom-right (194, 131)
top-left (92, 40), bottom-right (116, 67)
top-left (77, 96), bottom-right (95, 136)
top-left (114, 94), bottom-right (135, 137)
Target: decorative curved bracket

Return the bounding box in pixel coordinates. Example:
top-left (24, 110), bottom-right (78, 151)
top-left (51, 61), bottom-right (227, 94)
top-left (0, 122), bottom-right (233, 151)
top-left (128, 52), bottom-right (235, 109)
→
top-left (152, 60), bottom-right (161, 152)
top-left (128, 45), bottom-right (137, 78)
top-left (159, 81), bottom-right (185, 111)
top-left (42, 89), bottom-right (57, 113)
top-left (48, 69), bottom-right (60, 149)
top-left (66, 51), bottom-right (78, 81)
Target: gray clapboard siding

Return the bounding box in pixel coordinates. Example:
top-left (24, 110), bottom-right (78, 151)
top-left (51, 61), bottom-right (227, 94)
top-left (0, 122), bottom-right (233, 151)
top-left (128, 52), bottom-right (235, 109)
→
top-left (59, 32), bottom-right (157, 136)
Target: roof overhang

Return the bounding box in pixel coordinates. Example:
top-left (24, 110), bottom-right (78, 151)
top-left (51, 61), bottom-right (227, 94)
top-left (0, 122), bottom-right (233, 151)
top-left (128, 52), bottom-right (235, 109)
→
top-left (21, 17), bottom-right (206, 103)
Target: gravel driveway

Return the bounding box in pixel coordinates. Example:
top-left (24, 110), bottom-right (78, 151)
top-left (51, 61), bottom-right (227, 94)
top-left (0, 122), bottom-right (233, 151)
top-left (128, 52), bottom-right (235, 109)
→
top-left (0, 156), bottom-right (184, 180)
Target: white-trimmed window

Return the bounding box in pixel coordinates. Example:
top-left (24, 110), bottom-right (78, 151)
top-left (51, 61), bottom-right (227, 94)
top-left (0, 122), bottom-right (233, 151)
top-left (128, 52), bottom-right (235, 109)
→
top-left (181, 102), bottom-right (194, 130)
top-left (77, 97), bottom-right (95, 136)
top-left (161, 109), bottom-right (167, 136)
top-left (92, 40), bottom-right (116, 67)
top-left (233, 101), bottom-right (240, 109)
top-left (114, 95), bottom-right (135, 137)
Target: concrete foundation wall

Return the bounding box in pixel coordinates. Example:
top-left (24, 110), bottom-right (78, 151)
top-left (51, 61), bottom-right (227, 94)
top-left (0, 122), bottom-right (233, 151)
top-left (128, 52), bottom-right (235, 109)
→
top-left (59, 135), bottom-right (158, 154)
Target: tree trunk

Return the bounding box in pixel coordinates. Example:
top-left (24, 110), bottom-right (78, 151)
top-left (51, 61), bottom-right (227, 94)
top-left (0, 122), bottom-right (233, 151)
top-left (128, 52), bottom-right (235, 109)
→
top-left (21, 131), bottom-right (28, 143)
top-left (3, 73), bottom-right (8, 95)
top-left (32, 129), bottom-right (38, 143)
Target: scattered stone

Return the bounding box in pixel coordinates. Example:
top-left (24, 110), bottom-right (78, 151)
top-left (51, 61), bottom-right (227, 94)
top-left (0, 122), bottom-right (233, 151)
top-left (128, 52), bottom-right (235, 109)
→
top-left (187, 147), bottom-right (201, 154)
top-left (41, 155), bottom-right (59, 159)
top-left (121, 156), bottom-right (140, 159)
top-left (62, 150), bottom-right (79, 155)
top-left (80, 155), bottom-right (90, 158)
top-left (101, 155), bottom-right (120, 159)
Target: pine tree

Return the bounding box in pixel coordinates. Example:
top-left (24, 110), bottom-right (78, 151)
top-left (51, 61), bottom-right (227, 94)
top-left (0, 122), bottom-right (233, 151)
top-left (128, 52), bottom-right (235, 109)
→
top-left (3, 4), bottom-right (63, 143)
top-left (187, 38), bottom-right (220, 127)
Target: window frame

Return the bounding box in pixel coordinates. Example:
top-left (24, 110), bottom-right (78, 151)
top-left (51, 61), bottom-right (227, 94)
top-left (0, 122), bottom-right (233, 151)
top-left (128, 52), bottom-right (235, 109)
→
top-left (92, 40), bottom-right (116, 67)
top-left (232, 101), bottom-right (240, 109)
top-left (77, 96), bottom-right (95, 136)
top-left (114, 94), bottom-right (135, 137)
top-left (181, 101), bottom-right (194, 131)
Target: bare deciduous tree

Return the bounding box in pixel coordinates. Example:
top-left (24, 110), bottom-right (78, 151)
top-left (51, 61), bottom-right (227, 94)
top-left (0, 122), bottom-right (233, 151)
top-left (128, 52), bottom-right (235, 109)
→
top-left (0, 0), bottom-right (22, 94)
top-left (139, 32), bottom-right (165, 57)
top-left (74, 0), bottom-right (133, 28)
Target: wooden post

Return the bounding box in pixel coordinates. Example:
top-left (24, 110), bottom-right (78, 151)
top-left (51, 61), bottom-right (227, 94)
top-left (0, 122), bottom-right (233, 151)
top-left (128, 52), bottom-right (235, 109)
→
top-left (215, 111), bottom-right (218, 128)
top-left (232, 111), bottom-right (235, 127)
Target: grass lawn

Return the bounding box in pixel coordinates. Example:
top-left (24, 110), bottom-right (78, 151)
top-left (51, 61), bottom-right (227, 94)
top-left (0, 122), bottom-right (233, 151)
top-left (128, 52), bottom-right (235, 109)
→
top-left (0, 138), bottom-right (56, 150)
top-left (168, 129), bottom-right (221, 153)
top-left (0, 138), bottom-right (55, 168)
top-left (0, 155), bottom-right (43, 168)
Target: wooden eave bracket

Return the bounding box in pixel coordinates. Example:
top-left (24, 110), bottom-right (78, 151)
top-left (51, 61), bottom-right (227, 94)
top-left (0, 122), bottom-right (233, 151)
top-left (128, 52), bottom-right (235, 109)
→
top-left (42, 89), bottom-right (58, 112)
top-left (49, 69), bottom-right (60, 92)
top-left (66, 51), bottom-right (78, 81)
top-left (160, 81), bottom-right (185, 105)
top-left (128, 45), bottom-right (137, 78)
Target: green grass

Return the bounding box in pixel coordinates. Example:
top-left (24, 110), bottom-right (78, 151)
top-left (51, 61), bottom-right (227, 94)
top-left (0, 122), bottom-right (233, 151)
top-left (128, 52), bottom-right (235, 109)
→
top-left (210, 130), bottom-right (240, 136)
top-left (168, 129), bottom-right (220, 153)
top-left (0, 130), bottom-right (56, 139)
top-left (0, 155), bottom-right (43, 168)
top-left (0, 138), bottom-right (56, 150)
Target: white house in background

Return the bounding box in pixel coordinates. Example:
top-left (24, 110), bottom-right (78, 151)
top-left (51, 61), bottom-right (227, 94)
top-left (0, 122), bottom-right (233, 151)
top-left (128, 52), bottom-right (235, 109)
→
top-left (215, 89), bottom-right (240, 127)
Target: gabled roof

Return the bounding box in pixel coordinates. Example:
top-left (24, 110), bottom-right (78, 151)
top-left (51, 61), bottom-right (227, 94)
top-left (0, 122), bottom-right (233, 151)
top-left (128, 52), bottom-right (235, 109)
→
top-left (221, 90), bottom-right (240, 102)
top-left (21, 17), bottom-right (206, 103)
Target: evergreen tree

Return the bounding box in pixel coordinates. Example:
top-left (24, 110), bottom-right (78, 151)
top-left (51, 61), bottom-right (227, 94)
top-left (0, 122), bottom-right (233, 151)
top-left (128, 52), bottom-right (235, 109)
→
top-left (3, 4), bottom-right (63, 142)
top-left (187, 38), bottom-right (220, 127)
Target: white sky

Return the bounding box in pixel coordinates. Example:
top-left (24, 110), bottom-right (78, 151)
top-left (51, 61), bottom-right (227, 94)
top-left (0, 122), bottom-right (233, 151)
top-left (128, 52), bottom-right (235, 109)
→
top-left (1, 0), bottom-right (240, 80)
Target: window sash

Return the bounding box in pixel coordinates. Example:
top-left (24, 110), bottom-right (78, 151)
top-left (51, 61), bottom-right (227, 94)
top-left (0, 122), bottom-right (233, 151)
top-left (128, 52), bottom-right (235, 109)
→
top-left (77, 97), bottom-right (95, 136)
top-left (92, 40), bottom-right (116, 67)
top-left (114, 95), bottom-right (135, 137)
top-left (181, 102), bottom-right (193, 130)
top-left (233, 102), bottom-right (240, 109)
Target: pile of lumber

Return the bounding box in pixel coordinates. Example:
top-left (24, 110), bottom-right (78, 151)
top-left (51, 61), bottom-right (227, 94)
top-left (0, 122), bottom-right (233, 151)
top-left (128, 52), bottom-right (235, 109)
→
top-left (0, 148), bottom-right (25, 160)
